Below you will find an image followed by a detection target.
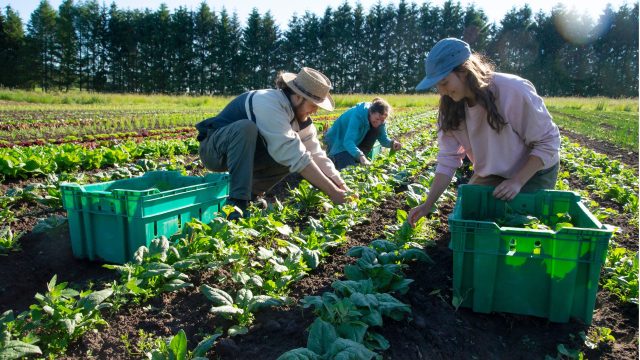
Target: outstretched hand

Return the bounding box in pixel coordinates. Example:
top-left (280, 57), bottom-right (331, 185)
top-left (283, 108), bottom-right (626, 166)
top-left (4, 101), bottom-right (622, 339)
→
top-left (330, 188), bottom-right (348, 204)
top-left (408, 203), bottom-right (430, 227)
top-left (493, 179), bottom-right (523, 201)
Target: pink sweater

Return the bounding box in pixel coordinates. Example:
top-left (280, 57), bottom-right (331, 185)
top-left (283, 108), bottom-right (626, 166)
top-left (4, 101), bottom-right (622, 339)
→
top-left (435, 73), bottom-right (560, 179)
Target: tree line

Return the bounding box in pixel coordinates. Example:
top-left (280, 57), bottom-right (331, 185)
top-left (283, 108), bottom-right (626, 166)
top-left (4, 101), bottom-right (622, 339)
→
top-left (0, 0), bottom-right (637, 97)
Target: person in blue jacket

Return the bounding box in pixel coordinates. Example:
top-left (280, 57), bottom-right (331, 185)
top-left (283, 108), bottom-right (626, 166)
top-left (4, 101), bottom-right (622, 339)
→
top-left (324, 97), bottom-right (402, 170)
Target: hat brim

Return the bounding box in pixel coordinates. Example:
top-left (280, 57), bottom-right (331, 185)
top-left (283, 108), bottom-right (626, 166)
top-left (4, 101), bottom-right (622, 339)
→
top-left (415, 72), bottom-right (449, 91)
top-left (282, 72), bottom-right (335, 111)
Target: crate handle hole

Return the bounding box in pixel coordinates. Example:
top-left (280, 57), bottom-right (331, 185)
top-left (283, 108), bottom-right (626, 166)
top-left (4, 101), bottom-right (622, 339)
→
top-left (178, 214), bottom-right (182, 228)
top-left (533, 241), bottom-right (542, 255)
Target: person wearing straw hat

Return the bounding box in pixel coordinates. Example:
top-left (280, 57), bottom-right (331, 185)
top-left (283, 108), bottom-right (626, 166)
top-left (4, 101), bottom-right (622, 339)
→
top-left (196, 67), bottom-right (349, 219)
top-left (408, 38), bottom-right (560, 226)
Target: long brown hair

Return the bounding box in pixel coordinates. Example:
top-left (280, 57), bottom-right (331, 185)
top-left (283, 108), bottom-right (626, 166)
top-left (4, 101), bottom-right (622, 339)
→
top-left (438, 53), bottom-right (506, 133)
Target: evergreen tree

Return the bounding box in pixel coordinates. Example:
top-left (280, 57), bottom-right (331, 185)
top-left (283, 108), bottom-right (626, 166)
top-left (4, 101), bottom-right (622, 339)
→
top-left (388, 0), bottom-right (422, 92)
top-left (242, 8), bottom-right (262, 89)
top-left (106, 4), bottom-right (140, 92)
top-left (364, 3), bottom-right (388, 93)
top-left (413, 2), bottom-right (442, 91)
top-left (169, 6), bottom-right (194, 93)
top-left (491, 5), bottom-right (537, 76)
top-left (281, 14), bottom-right (305, 71)
top-left (215, 9), bottom-right (243, 94)
top-left (350, 3), bottom-right (367, 92)
top-left (550, 5), bottom-right (600, 96)
top-left (193, 2), bottom-right (217, 94)
top-left (7, 1), bottom-right (635, 97)
top-left (531, 10), bottom-right (568, 95)
top-left (462, 4), bottom-right (490, 50)
top-left (317, 7), bottom-right (339, 88)
top-left (439, 0), bottom-right (465, 38)
top-left (56, 0), bottom-right (78, 90)
top-left (330, 2), bottom-right (355, 92)
top-left (260, 11), bottom-right (281, 87)
top-left (299, 12), bottom-right (323, 69)
top-left (594, 3), bottom-right (638, 97)
top-left (0, 6), bottom-right (26, 87)
top-left (76, 0), bottom-right (107, 91)
top-left (26, 0), bottom-right (58, 90)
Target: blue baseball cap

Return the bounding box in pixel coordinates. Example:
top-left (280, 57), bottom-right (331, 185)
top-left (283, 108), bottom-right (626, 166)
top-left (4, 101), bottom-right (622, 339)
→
top-left (415, 38), bottom-right (472, 91)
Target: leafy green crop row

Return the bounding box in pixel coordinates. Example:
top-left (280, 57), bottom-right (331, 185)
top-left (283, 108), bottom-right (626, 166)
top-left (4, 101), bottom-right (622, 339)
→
top-left (0, 138), bottom-right (199, 181)
top-left (0, 112), bottom-right (439, 359)
top-left (560, 138), bottom-right (638, 215)
top-left (278, 207), bottom-right (438, 359)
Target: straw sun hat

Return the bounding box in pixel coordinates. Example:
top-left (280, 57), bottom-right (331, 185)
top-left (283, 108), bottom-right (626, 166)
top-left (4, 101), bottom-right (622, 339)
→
top-left (281, 67), bottom-right (335, 111)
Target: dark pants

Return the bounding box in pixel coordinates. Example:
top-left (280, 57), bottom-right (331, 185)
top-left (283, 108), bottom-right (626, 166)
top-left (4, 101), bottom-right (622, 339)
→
top-left (331, 151), bottom-right (359, 170)
top-left (199, 119), bottom-right (289, 200)
top-left (329, 125), bottom-right (380, 171)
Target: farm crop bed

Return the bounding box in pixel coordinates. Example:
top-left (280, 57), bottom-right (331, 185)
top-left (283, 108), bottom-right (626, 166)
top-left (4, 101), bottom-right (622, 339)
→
top-left (0, 105), bottom-right (637, 360)
top-left (57, 193), bottom-right (638, 360)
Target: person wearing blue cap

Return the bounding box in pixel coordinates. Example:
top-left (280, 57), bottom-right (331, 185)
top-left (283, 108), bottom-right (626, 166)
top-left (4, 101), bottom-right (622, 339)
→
top-left (324, 97), bottom-right (402, 170)
top-left (408, 38), bottom-right (560, 226)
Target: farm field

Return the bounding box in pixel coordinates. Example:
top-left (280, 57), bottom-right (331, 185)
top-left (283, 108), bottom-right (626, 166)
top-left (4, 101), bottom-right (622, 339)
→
top-left (0, 92), bottom-right (637, 360)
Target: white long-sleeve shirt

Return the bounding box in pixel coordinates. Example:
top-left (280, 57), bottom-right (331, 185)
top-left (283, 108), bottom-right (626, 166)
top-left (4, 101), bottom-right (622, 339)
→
top-left (250, 89), bottom-right (344, 186)
top-left (436, 73), bottom-right (560, 179)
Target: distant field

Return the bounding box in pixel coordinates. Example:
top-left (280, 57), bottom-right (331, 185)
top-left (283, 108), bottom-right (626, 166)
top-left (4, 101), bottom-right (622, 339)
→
top-left (0, 90), bottom-right (636, 150)
top-left (549, 108), bottom-right (638, 151)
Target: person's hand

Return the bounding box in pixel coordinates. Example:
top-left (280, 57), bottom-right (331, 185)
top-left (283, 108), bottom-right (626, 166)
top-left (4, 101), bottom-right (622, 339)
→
top-left (329, 188), bottom-right (348, 205)
top-left (493, 179), bottom-right (524, 201)
top-left (340, 182), bottom-right (356, 196)
top-left (408, 203), bottom-right (431, 227)
top-left (359, 155), bottom-right (371, 166)
top-left (337, 181), bottom-right (349, 191)
top-left (392, 140), bottom-right (402, 150)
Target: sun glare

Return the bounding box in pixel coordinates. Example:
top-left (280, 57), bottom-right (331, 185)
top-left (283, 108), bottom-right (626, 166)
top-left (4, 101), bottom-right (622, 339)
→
top-left (553, 3), bottom-right (615, 44)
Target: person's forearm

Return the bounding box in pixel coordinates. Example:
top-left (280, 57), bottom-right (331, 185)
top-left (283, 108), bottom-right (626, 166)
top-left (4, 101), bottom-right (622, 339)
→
top-left (300, 161), bottom-right (341, 198)
top-left (512, 155), bottom-right (544, 185)
top-left (423, 172), bottom-right (454, 210)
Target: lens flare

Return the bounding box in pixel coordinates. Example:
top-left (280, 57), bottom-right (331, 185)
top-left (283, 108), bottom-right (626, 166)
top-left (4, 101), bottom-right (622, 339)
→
top-left (554, 6), bottom-right (614, 45)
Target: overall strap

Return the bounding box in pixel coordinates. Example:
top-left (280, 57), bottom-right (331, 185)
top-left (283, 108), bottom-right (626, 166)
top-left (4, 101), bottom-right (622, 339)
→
top-left (248, 91), bottom-right (257, 123)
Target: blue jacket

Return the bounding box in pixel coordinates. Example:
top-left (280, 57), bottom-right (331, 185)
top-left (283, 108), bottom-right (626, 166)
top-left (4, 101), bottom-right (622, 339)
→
top-left (324, 102), bottom-right (393, 158)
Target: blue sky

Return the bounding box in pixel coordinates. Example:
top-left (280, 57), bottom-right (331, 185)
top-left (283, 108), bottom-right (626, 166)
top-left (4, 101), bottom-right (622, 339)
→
top-left (3, 0), bottom-right (633, 27)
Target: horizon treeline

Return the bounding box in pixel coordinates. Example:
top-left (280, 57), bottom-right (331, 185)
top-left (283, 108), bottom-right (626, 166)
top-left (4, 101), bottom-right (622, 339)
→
top-left (0, 0), bottom-right (637, 97)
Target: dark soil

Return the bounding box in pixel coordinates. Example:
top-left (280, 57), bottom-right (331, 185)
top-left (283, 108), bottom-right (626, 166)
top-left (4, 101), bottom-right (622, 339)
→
top-left (560, 127), bottom-right (639, 170)
top-left (1, 129), bottom-right (637, 359)
top-left (58, 193), bottom-right (638, 360)
top-left (0, 221), bottom-right (117, 313)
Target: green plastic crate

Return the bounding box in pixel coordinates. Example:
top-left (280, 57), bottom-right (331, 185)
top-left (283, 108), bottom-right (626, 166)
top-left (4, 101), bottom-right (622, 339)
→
top-left (449, 185), bottom-right (613, 324)
top-left (61, 171), bottom-right (229, 264)
top-left (366, 142), bottom-right (382, 160)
